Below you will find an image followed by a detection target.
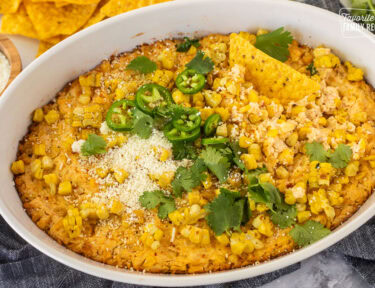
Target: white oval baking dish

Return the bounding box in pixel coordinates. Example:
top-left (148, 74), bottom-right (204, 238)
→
top-left (0, 0), bottom-right (375, 286)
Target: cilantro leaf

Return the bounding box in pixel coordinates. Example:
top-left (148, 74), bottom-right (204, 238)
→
top-left (254, 27), bottom-right (293, 62)
top-left (205, 188), bottom-right (246, 235)
top-left (185, 51), bottom-right (214, 74)
top-left (328, 144), bottom-right (352, 168)
top-left (248, 180), bottom-right (282, 210)
top-left (172, 142), bottom-right (198, 160)
top-left (172, 159), bottom-right (207, 197)
top-left (290, 220), bottom-right (331, 247)
top-left (305, 141), bottom-right (329, 162)
top-left (200, 147), bottom-right (231, 183)
top-left (229, 141), bottom-right (247, 170)
top-left (132, 108), bottom-right (153, 139)
top-left (81, 134), bottom-right (106, 156)
top-left (176, 37), bottom-right (201, 52)
top-left (270, 205), bottom-right (297, 229)
top-left (139, 190), bottom-right (176, 219)
top-left (306, 62), bottom-right (318, 76)
top-left (126, 56), bottom-right (157, 74)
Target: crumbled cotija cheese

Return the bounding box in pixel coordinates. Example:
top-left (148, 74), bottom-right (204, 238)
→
top-left (80, 130), bottom-right (187, 216)
top-left (0, 52), bottom-right (10, 93)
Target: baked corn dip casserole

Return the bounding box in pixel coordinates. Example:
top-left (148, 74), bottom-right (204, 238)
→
top-left (11, 28), bottom-right (375, 273)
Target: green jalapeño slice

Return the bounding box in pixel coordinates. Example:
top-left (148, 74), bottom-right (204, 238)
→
top-left (106, 99), bottom-right (135, 131)
top-left (203, 113), bottom-right (222, 136)
top-left (163, 122), bottom-right (201, 143)
top-left (135, 83), bottom-right (173, 115)
top-left (172, 108), bottom-right (201, 132)
top-left (176, 69), bottom-right (205, 94)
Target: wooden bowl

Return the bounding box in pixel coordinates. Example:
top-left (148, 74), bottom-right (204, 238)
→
top-left (0, 34), bottom-right (22, 96)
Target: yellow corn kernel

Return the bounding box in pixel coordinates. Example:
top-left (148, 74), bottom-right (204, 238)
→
top-left (257, 28), bottom-right (269, 35)
top-left (152, 69), bottom-right (175, 88)
top-left (279, 148), bottom-right (294, 165)
top-left (298, 126), bottom-right (311, 140)
top-left (267, 128), bottom-right (279, 137)
top-left (172, 89), bottom-right (190, 105)
top-left (11, 160), bottom-right (25, 175)
top-left (370, 161), bottom-right (375, 168)
top-left (215, 108), bottom-right (230, 122)
top-left (189, 226), bottom-right (202, 244)
top-left (96, 203), bottom-right (109, 220)
top-left (44, 110), bottom-right (60, 125)
top-left (240, 154), bottom-right (257, 170)
top-left (188, 191), bottom-right (201, 205)
top-left (41, 156), bottom-right (53, 169)
top-left (346, 134), bottom-right (358, 143)
top-left (159, 148), bottom-right (171, 162)
top-left (58, 181), bottom-right (72, 195)
top-left (96, 168), bottom-right (109, 179)
top-left (318, 117), bottom-right (327, 126)
top-left (314, 54), bottom-right (340, 68)
top-left (201, 229), bottom-right (211, 245)
top-left (204, 90), bottom-right (222, 107)
top-left (79, 73), bottom-right (96, 87)
top-left (158, 50), bottom-right (176, 70)
top-left (63, 207), bottom-right (82, 238)
top-left (145, 223), bottom-right (158, 234)
top-left (256, 203), bottom-right (269, 212)
top-left (168, 210), bottom-right (184, 226)
top-left (192, 92), bottom-right (204, 106)
top-left (333, 129), bottom-right (346, 143)
top-left (210, 43), bottom-right (227, 64)
top-left (216, 234), bottom-right (229, 246)
top-left (351, 111), bottom-right (367, 125)
top-left (230, 239), bottom-right (246, 255)
top-left (33, 108), bottom-right (44, 122)
top-left (249, 199), bottom-right (256, 211)
top-left (33, 144), bottom-right (46, 156)
top-left (285, 189), bottom-right (296, 205)
top-left (113, 169), bottom-right (129, 184)
top-left (154, 229), bottom-right (164, 241)
top-left (189, 204), bottom-right (201, 218)
top-left (296, 203), bottom-right (306, 212)
top-left (187, 45), bottom-right (197, 55)
top-left (43, 173), bottom-right (58, 185)
top-left (291, 105), bottom-right (306, 117)
top-left (150, 240), bottom-right (160, 250)
top-left (200, 107), bottom-right (215, 121)
top-left (297, 211), bottom-right (311, 223)
top-left (239, 135), bottom-right (251, 148)
top-left (276, 166), bottom-right (289, 179)
top-left (286, 132), bottom-right (298, 147)
top-left (216, 124), bottom-right (228, 137)
top-left (248, 143), bottom-right (261, 161)
top-left (345, 61), bottom-right (364, 81)
top-left (78, 94), bottom-right (91, 105)
top-left (328, 190), bottom-right (344, 207)
top-left (110, 200), bottom-right (123, 215)
top-left (158, 171), bottom-right (175, 188)
top-left (248, 90), bottom-right (259, 103)
top-left (259, 173), bottom-right (273, 184)
top-left (258, 220), bottom-right (274, 237)
top-left (202, 172), bottom-right (212, 189)
top-left (345, 161), bottom-right (359, 177)
top-left (30, 159), bottom-right (43, 179)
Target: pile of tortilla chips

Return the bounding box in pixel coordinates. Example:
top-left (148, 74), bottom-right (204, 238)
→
top-left (0, 0), bottom-right (171, 56)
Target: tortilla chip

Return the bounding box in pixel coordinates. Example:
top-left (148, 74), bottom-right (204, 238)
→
top-left (229, 33), bottom-right (320, 105)
top-left (100, 0), bottom-right (171, 18)
top-left (0, 4), bottom-right (38, 39)
top-left (55, 1), bottom-right (70, 7)
top-left (37, 41), bottom-right (55, 57)
top-left (83, 0), bottom-right (109, 28)
top-left (0, 0), bottom-right (22, 13)
top-left (229, 33), bottom-right (321, 105)
top-left (24, 0), bottom-right (98, 39)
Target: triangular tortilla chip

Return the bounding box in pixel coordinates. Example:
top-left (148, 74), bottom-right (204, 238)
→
top-left (229, 33), bottom-right (320, 105)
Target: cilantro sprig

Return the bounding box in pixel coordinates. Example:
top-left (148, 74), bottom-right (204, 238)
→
top-left (270, 204), bottom-right (297, 229)
top-left (200, 146), bottom-right (231, 183)
top-left (172, 142), bottom-right (198, 160)
top-left (186, 51), bottom-right (214, 74)
top-left (81, 134), bottom-right (106, 156)
top-left (205, 188), bottom-right (250, 235)
top-left (176, 37), bottom-right (201, 52)
top-left (139, 190), bottom-right (176, 219)
top-left (131, 108), bottom-right (153, 139)
top-left (254, 27), bottom-right (293, 62)
top-left (126, 56), bottom-right (157, 74)
top-left (305, 142), bottom-right (352, 168)
top-left (289, 220), bottom-right (331, 247)
top-left (172, 159), bottom-right (207, 197)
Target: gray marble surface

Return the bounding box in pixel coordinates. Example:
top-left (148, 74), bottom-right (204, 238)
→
top-left (262, 251), bottom-right (371, 288)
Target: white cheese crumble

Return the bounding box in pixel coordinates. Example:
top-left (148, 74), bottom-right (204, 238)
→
top-left (80, 130), bottom-right (187, 217)
top-left (71, 140), bottom-right (85, 153)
